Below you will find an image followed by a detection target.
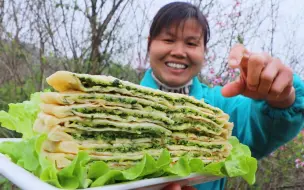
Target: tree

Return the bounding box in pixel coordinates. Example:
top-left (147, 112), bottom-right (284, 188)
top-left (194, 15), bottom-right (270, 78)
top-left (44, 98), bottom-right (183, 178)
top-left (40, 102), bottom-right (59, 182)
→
top-left (0, 0), bottom-right (138, 110)
top-left (52, 0), bottom-right (134, 74)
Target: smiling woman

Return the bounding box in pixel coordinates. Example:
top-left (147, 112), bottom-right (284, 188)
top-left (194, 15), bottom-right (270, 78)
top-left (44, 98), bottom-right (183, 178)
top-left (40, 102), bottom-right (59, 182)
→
top-left (147, 2), bottom-right (209, 88)
top-left (149, 18), bottom-right (205, 88)
top-left (140, 1), bottom-right (304, 190)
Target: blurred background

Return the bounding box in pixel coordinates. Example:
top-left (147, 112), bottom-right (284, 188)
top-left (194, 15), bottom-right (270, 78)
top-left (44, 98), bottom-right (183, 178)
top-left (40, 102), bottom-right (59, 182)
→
top-left (0, 0), bottom-right (303, 189)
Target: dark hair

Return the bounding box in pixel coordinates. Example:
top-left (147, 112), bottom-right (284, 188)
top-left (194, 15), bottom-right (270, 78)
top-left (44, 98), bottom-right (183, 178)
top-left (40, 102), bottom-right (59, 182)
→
top-left (148, 2), bottom-right (210, 51)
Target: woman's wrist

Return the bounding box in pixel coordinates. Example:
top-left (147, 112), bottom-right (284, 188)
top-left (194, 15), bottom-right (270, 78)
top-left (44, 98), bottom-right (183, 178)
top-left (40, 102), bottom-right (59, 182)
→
top-left (267, 90), bottom-right (296, 109)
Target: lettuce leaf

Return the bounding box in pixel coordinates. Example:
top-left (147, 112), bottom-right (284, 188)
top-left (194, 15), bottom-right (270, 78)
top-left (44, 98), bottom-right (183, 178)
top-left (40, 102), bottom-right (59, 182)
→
top-left (224, 137), bottom-right (257, 184)
top-left (0, 137), bottom-right (40, 172)
top-left (0, 135), bottom-right (257, 189)
top-left (0, 92), bottom-right (41, 139)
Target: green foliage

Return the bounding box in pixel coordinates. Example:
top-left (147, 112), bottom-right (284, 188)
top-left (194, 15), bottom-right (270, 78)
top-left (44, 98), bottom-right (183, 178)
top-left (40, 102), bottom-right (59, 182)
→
top-left (0, 175), bottom-right (20, 190)
top-left (0, 77), bottom-right (39, 138)
top-left (237, 34), bottom-right (244, 44)
top-left (101, 63), bottom-right (142, 84)
top-left (0, 78), bottom-right (35, 111)
top-left (226, 131), bottom-right (304, 189)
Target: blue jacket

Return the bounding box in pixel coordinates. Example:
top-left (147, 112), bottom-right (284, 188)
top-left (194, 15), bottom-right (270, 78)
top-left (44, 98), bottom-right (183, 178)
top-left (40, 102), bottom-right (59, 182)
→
top-left (140, 69), bottom-right (304, 190)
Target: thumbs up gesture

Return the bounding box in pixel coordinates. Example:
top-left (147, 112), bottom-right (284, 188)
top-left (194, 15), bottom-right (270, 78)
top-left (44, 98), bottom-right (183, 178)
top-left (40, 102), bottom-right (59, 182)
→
top-left (221, 44), bottom-right (295, 108)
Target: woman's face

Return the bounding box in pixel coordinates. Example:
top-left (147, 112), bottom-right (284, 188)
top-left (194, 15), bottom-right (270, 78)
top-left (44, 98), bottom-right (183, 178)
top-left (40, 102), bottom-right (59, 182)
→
top-left (149, 18), bottom-right (205, 87)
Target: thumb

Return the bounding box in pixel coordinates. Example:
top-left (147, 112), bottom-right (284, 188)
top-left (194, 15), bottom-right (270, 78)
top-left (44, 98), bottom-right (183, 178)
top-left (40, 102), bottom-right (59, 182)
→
top-left (221, 76), bottom-right (246, 97)
top-left (228, 59), bottom-right (239, 69)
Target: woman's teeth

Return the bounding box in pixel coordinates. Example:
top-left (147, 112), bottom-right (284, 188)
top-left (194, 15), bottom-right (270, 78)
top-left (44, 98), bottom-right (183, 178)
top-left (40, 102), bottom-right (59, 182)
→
top-left (166, 62), bottom-right (187, 69)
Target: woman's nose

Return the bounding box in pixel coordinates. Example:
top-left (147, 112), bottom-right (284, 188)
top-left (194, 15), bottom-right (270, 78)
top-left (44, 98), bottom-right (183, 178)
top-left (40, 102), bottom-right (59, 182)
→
top-left (170, 42), bottom-right (186, 58)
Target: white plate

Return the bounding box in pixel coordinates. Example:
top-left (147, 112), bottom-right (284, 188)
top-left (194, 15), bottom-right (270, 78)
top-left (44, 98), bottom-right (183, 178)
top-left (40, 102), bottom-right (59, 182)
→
top-left (0, 138), bottom-right (221, 190)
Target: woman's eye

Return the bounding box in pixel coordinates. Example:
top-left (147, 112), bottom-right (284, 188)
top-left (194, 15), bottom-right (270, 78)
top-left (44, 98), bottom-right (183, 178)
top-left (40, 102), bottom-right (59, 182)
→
top-left (187, 42), bottom-right (198, 46)
top-left (163, 39), bottom-right (174, 43)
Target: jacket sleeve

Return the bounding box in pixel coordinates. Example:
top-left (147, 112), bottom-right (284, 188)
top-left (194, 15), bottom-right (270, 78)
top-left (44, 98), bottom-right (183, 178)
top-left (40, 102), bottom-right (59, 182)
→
top-left (207, 74), bottom-right (304, 159)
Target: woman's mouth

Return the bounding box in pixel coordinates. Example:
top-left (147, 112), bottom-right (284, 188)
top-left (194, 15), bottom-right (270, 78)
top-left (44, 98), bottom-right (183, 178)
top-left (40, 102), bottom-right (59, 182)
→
top-left (165, 62), bottom-right (188, 69)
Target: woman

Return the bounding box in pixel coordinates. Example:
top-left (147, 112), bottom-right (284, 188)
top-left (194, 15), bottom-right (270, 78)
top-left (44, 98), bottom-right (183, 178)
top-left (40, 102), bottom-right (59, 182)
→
top-left (140, 2), bottom-right (304, 190)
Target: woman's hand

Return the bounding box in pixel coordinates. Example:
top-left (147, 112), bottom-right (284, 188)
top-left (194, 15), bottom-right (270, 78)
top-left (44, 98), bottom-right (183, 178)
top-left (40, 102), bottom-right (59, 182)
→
top-left (162, 183), bottom-right (196, 190)
top-left (221, 44), bottom-right (295, 108)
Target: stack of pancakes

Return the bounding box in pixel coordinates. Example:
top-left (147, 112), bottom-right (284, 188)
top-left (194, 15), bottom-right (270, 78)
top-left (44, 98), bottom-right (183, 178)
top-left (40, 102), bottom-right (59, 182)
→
top-left (33, 71), bottom-right (233, 170)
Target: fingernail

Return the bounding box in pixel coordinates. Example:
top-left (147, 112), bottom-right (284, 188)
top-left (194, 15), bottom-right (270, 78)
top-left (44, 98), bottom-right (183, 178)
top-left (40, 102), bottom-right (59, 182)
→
top-left (229, 59), bottom-right (238, 67)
